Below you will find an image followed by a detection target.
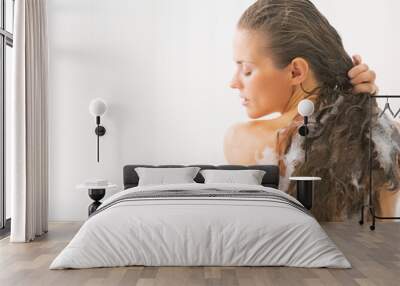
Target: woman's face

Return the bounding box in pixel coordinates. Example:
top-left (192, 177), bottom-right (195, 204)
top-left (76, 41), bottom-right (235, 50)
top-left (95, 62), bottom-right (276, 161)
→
top-left (230, 29), bottom-right (293, 119)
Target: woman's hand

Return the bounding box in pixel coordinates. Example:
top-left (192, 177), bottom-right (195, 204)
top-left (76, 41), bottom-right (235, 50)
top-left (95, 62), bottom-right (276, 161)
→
top-left (348, 54), bottom-right (378, 94)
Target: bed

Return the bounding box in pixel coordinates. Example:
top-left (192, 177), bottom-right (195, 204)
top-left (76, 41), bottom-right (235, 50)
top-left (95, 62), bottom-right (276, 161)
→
top-left (50, 164), bottom-right (350, 269)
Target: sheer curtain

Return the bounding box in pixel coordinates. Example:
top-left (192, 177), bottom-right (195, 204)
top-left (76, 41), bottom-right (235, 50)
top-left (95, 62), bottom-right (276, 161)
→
top-left (10, 0), bottom-right (48, 242)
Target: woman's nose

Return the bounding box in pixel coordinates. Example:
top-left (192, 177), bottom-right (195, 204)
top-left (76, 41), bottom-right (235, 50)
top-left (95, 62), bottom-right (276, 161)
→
top-left (230, 74), bottom-right (242, 89)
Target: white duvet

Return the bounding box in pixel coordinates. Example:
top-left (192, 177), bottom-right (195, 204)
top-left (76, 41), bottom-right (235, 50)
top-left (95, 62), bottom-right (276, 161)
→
top-left (50, 183), bottom-right (351, 269)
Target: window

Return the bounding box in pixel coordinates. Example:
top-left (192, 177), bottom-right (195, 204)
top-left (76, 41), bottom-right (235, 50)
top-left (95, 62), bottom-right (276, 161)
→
top-left (0, 0), bottom-right (13, 234)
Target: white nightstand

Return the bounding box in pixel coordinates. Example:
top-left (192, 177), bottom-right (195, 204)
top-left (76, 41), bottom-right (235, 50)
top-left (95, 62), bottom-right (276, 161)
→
top-left (76, 183), bottom-right (117, 216)
top-left (289, 177), bottom-right (321, 210)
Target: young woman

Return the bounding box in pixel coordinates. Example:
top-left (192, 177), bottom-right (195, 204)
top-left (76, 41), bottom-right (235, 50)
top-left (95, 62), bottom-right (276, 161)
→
top-left (224, 0), bottom-right (399, 221)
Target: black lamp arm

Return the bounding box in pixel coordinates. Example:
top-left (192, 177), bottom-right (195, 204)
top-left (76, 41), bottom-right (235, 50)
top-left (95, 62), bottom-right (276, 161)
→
top-left (94, 116), bottom-right (106, 162)
top-left (298, 116), bottom-right (309, 163)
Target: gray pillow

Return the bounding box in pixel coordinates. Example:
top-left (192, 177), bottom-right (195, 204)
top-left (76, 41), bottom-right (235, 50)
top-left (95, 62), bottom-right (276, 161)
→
top-left (135, 167), bottom-right (201, 186)
top-left (200, 169), bottom-right (266, 185)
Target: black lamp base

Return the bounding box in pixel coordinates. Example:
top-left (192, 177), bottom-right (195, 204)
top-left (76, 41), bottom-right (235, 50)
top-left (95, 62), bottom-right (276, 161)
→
top-left (298, 125), bottom-right (309, 136)
top-left (95, 126), bottom-right (106, 136)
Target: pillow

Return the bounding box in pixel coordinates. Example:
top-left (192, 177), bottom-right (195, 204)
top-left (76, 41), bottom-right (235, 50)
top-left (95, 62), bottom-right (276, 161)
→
top-left (200, 169), bottom-right (266, 185)
top-left (135, 167), bottom-right (201, 186)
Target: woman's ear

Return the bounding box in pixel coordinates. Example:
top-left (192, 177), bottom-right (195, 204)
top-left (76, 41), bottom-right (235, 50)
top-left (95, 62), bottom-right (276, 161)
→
top-left (289, 57), bottom-right (309, 85)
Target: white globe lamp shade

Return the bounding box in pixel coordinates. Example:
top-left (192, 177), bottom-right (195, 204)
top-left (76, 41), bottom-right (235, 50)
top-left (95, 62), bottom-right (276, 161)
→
top-left (298, 99), bottom-right (314, 117)
top-left (89, 98), bottom-right (107, 117)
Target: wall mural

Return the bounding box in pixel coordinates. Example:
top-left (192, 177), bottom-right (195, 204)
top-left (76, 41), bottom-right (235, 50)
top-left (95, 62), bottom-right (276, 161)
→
top-left (223, 0), bottom-right (400, 221)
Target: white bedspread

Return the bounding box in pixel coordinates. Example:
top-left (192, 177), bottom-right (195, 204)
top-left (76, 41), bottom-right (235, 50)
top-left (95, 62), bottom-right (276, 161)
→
top-left (50, 183), bottom-right (351, 269)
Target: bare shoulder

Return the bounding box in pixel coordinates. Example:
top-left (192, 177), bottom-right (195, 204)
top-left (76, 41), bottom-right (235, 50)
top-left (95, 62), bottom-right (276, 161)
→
top-left (225, 121), bottom-right (255, 140)
top-left (225, 120), bottom-right (277, 143)
top-left (224, 121), bottom-right (277, 165)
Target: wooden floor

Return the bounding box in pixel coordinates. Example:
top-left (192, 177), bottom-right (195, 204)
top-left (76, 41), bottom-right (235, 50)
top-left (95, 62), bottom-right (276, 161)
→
top-left (0, 221), bottom-right (399, 286)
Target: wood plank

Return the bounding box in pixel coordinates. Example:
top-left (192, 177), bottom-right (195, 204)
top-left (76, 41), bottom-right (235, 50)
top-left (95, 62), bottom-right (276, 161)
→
top-left (0, 221), bottom-right (399, 286)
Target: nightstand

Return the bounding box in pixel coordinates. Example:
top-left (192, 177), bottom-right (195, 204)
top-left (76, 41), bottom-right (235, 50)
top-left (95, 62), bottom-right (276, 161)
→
top-left (289, 177), bottom-right (321, 210)
top-left (76, 183), bottom-right (117, 216)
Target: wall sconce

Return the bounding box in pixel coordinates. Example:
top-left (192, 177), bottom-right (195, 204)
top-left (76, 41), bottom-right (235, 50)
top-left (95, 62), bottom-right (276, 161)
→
top-left (89, 98), bottom-right (107, 162)
top-left (297, 99), bottom-right (314, 162)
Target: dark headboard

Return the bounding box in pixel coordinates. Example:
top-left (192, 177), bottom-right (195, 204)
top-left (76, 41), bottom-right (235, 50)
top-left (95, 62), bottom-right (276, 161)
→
top-left (123, 164), bottom-right (280, 189)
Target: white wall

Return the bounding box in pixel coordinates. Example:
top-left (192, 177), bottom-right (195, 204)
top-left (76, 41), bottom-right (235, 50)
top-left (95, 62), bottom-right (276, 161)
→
top-left (47, 0), bottom-right (400, 221)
